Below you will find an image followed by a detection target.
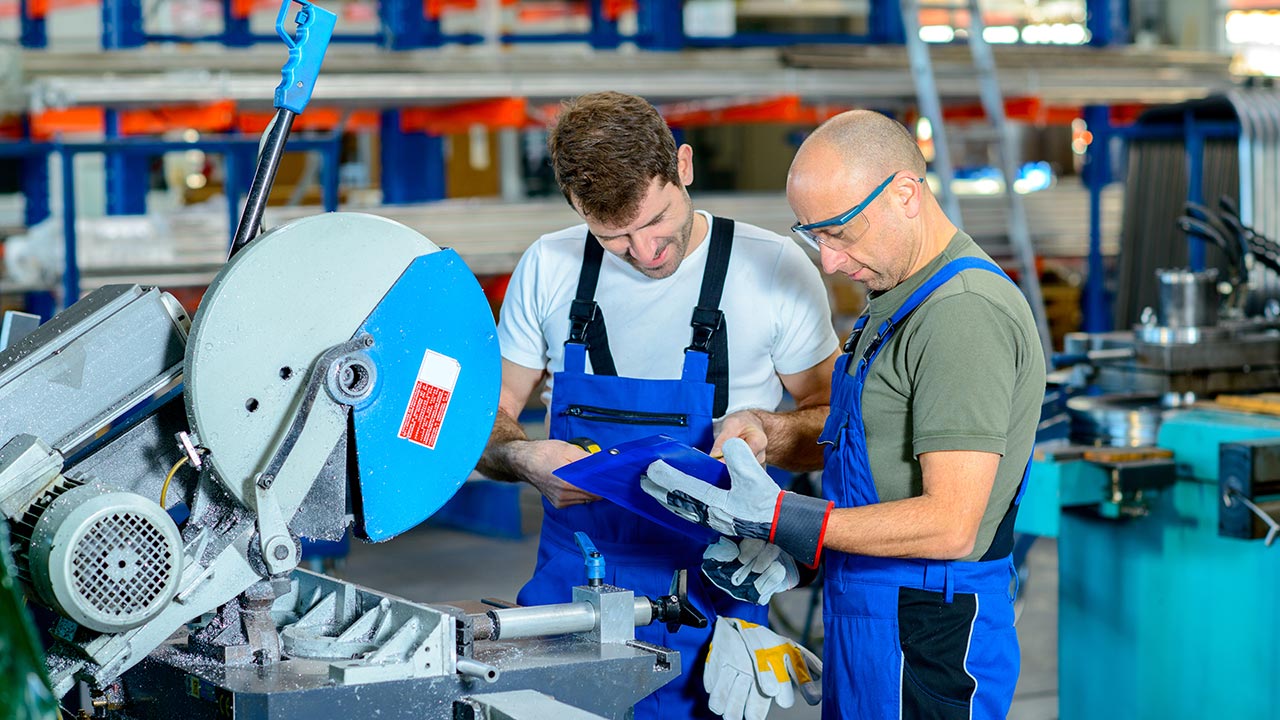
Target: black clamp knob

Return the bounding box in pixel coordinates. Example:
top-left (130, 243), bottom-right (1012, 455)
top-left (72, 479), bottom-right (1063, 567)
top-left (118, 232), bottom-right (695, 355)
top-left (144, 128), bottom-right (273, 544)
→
top-left (650, 569), bottom-right (707, 633)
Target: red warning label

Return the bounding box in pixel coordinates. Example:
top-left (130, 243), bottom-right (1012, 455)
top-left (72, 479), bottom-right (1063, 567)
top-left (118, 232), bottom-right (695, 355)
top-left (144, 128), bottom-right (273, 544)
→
top-left (398, 349), bottom-right (460, 449)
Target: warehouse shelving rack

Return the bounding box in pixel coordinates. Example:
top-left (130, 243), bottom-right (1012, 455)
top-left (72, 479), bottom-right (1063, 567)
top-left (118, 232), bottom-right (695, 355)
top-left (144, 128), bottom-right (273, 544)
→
top-left (16, 0), bottom-right (910, 51)
top-left (0, 0), bottom-right (1238, 315)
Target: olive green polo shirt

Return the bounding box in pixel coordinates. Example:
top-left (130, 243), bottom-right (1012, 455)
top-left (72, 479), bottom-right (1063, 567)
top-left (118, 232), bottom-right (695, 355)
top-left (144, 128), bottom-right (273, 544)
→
top-left (848, 231), bottom-right (1046, 561)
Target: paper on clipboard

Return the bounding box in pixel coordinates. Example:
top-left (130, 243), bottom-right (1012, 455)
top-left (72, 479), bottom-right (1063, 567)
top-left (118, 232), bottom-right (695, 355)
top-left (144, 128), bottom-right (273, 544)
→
top-left (553, 434), bottom-right (730, 543)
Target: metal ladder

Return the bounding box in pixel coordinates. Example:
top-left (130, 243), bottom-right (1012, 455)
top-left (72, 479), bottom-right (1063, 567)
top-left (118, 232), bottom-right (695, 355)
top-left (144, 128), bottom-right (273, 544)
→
top-left (900, 0), bottom-right (1053, 361)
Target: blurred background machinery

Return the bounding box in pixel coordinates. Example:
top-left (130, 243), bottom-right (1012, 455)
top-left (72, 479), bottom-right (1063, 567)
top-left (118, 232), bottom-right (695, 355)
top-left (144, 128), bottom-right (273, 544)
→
top-left (1018, 93), bottom-right (1280, 719)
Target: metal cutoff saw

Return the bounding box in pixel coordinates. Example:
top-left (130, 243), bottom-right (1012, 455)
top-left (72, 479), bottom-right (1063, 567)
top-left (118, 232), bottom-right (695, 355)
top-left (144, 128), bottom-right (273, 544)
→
top-left (0, 3), bottom-right (701, 717)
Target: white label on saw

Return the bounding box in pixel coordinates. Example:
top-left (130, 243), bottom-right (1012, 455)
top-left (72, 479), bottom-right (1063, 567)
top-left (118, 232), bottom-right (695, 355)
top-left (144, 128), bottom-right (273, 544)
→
top-left (399, 349), bottom-right (460, 450)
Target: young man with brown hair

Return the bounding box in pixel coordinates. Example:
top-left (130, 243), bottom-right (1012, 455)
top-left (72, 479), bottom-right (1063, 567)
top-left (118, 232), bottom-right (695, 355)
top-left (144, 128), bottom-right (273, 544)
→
top-left (476, 91), bottom-right (839, 719)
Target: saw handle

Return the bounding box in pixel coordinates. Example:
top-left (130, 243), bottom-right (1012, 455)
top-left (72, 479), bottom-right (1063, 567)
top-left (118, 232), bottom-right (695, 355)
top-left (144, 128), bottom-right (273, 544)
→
top-left (229, 0), bottom-right (336, 259)
top-left (275, 0), bottom-right (336, 115)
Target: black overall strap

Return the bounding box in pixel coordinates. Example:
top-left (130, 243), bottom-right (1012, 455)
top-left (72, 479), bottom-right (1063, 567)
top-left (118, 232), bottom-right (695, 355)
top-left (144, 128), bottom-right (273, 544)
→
top-left (566, 232), bottom-right (618, 376)
top-left (688, 217), bottom-right (735, 417)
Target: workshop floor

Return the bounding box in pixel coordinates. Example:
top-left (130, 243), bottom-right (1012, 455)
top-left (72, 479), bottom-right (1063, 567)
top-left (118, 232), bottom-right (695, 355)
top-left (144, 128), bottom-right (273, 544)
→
top-left (343, 486), bottom-right (1060, 720)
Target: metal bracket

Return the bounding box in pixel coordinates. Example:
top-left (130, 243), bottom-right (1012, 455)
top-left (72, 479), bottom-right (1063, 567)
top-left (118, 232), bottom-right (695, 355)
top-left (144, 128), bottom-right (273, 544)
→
top-left (254, 481), bottom-right (297, 576)
top-left (254, 334), bottom-right (372, 491)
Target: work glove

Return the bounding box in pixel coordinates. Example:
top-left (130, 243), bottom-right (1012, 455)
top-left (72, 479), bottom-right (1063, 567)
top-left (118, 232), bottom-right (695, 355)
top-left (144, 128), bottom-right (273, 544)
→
top-left (705, 617), bottom-right (823, 720)
top-left (702, 537), bottom-right (799, 605)
top-left (642, 438), bottom-right (834, 566)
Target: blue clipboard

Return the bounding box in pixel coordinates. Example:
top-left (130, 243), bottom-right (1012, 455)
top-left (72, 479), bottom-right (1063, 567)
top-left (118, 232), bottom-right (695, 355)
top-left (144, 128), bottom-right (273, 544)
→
top-left (553, 435), bottom-right (729, 543)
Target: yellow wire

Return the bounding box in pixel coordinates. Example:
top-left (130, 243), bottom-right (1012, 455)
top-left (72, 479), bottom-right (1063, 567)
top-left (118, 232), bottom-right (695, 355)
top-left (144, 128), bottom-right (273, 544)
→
top-left (159, 455), bottom-right (189, 508)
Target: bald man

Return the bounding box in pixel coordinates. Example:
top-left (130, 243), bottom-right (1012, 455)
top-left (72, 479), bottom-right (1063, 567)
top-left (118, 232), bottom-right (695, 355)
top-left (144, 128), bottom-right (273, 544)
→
top-left (643, 110), bottom-right (1046, 719)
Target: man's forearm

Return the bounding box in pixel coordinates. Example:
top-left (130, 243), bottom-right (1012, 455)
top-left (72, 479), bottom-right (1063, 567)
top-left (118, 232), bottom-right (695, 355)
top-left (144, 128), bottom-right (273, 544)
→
top-left (475, 411), bottom-right (531, 484)
top-left (823, 496), bottom-right (981, 560)
top-left (756, 405), bottom-right (828, 472)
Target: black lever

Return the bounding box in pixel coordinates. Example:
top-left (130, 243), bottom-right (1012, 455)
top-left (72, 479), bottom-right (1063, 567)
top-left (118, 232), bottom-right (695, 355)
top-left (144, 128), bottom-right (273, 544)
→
top-left (1178, 215), bottom-right (1236, 259)
top-left (650, 569), bottom-right (708, 633)
top-left (1184, 202), bottom-right (1239, 256)
top-left (1219, 194), bottom-right (1241, 222)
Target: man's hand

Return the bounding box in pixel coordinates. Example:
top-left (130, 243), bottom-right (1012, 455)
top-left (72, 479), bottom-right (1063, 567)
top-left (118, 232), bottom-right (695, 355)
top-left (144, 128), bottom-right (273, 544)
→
top-left (642, 438), bottom-right (833, 566)
top-left (712, 410), bottom-right (768, 463)
top-left (704, 617), bottom-right (823, 720)
top-left (702, 538), bottom-right (799, 605)
top-left (514, 439), bottom-right (599, 508)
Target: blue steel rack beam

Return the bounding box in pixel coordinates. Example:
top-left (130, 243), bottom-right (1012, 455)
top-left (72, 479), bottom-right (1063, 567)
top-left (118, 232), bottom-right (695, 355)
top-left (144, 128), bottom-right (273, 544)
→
top-left (379, 0), bottom-right (441, 50)
top-left (104, 110), bottom-right (149, 216)
top-left (379, 110), bottom-right (444, 204)
top-left (19, 0), bottom-right (46, 48)
top-left (1081, 105), bottom-right (1112, 332)
top-left (1087, 0), bottom-right (1131, 47)
top-left (102, 0), bottom-right (149, 220)
top-left (1079, 0), bottom-right (1133, 333)
top-left (101, 0), bottom-right (144, 49)
top-left (588, 0), bottom-right (621, 49)
top-left (223, 0), bottom-right (253, 48)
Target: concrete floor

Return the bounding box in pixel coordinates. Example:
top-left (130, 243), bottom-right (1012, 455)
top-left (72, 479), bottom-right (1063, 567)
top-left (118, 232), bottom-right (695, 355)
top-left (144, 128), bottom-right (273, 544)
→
top-left (343, 485), bottom-right (1060, 720)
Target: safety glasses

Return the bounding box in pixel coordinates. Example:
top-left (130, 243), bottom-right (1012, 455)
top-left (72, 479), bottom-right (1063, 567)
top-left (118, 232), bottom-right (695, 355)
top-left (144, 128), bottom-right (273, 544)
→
top-left (791, 173), bottom-right (922, 252)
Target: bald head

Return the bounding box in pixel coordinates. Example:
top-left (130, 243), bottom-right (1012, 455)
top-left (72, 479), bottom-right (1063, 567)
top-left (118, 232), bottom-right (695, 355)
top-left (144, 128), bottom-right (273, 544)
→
top-left (792, 110), bottom-right (926, 188)
top-left (788, 110), bottom-right (956, 286)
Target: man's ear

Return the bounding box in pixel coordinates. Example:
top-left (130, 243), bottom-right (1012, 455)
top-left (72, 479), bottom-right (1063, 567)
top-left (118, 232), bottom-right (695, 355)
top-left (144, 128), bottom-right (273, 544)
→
top-left (899, 175), bottom-right (924, 219)
top-left (677, 144), bottom-right (695, 187)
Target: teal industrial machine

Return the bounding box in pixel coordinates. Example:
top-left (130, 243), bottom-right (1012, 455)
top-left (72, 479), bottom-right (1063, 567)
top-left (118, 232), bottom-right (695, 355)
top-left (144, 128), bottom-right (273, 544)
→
top-left (1021, 407), bottom-right (1280, 719)
top-left (1020, 249), bottom-right (1280, 716)
top-left (1017, 91), bottom-right (1280, 720)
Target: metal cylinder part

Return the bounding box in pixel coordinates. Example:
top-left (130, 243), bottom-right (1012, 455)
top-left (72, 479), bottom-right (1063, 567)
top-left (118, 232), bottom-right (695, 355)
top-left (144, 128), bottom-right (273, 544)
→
top-left (27, 484), bottom-right (183, 633)
top-left (1156, 268), bottom-right (1219, 328)
top-left (456, 658), bottom-right (501, 684)
top-left (487, 603), bottom-right (595, 641)
top-left (484, 599), bottom-right (655, 641)
top-left (1066, 393), bottom-right (1166, 447)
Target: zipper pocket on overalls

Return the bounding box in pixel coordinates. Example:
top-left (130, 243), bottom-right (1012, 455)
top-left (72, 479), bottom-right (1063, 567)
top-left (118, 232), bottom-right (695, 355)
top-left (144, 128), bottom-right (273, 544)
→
top-left (562, 405), bottom-right (689, 427)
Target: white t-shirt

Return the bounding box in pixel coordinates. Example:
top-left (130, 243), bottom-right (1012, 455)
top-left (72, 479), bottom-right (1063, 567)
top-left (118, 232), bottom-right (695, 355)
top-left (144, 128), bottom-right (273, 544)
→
top-left (498, 211), bottom-right (838, 418)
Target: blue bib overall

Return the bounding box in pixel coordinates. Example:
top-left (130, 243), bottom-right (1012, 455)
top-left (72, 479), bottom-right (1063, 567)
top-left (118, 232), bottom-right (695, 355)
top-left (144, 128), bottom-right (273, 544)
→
top-left (817, 257), bottom-right (1029, 719)
top-left (516, 218), bottom-right (769, 720)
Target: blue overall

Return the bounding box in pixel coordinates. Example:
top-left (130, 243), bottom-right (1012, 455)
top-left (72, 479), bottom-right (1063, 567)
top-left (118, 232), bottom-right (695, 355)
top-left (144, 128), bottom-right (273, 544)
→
top-left (516, 218), bottom-right (769, 720)
top-left (817, 257), bottom-right (1030, 719)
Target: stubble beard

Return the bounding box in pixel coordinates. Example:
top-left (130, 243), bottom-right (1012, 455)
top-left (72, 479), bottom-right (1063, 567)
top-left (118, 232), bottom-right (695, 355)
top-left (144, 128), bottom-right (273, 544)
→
top-left (628, 202), bottom-right (695, 280)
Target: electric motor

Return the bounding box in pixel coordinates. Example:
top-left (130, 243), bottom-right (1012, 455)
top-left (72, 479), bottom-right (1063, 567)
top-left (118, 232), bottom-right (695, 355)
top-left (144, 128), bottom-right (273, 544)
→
top-left (13, 482), bottom-right (182, 634)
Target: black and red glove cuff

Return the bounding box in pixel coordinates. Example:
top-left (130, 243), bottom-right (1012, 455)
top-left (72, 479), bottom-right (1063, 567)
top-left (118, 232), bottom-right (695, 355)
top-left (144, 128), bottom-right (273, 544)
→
top-left (769, 491), bottom-right (834, 568)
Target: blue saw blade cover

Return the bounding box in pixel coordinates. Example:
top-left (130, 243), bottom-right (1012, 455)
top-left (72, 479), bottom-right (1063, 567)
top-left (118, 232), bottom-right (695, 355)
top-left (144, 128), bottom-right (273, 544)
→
top-left (352, 249), bottom-right (499, 541)
top-left (554, 435), bottom-right (731, 543)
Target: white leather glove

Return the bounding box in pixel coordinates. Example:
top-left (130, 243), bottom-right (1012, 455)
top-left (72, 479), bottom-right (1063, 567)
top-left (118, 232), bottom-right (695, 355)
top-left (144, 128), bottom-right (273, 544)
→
top-left (643, 438), bottom-right (834, 566)
top-left (705, 617), bottom-right (823, 720)
top-left (702, 537), bottom-right (800, 605)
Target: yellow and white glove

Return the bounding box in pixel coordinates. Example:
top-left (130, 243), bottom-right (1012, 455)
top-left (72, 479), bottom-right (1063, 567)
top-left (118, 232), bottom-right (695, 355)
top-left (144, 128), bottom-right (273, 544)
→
top-left (705, 617), bottom-right (823, 720)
